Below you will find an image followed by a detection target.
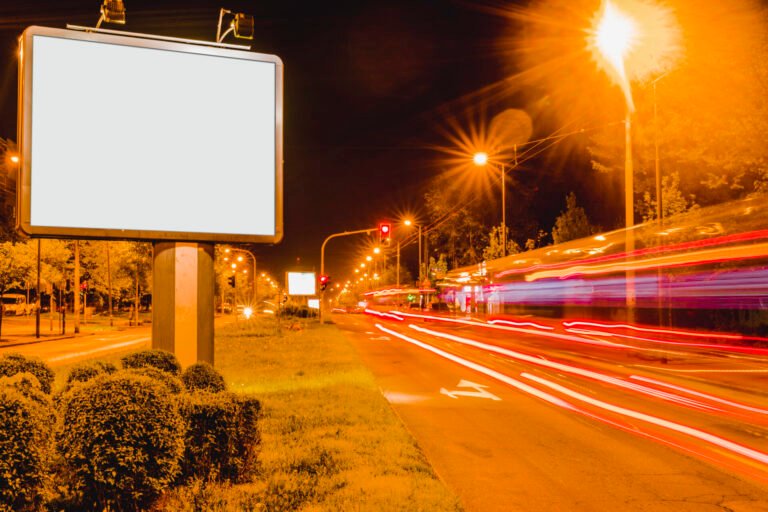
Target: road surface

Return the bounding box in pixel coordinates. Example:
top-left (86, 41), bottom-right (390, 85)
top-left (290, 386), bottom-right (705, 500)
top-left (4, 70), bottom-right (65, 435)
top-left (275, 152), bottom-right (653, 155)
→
top-left (0, 327), bottom-right (152, 366)
top-left (336, 310), bottom-right (768, 511)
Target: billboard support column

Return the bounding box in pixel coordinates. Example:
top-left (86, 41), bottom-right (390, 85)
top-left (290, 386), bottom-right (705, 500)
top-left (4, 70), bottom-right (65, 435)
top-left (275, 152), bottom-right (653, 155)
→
top-left (152, 242), bottom-right (214, 367)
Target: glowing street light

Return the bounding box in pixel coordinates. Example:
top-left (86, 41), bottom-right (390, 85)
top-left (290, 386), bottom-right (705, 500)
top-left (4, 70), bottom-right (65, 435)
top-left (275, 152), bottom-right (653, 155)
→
top-left (593, 0), bottom-right (636, 111)
top-left (473, 152), bottom-right (488, 166)
top-left (373, 247), bottom-right (381, 255)
top-left (366, 255), bottom-right (373, 262)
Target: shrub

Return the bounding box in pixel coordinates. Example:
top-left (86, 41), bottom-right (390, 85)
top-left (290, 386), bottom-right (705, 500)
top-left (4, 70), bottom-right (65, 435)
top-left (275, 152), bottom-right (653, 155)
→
top-left (57, 372), bottom-right (185, 511)
top-left (121, 349), bottom-right (181, 375)
top-left (181, 362), bottom-right (226, 393)
top-left (125, 366), bottom-right (183, 394)
top-left (0, 387), bottom-right (54, 511)
top-left (0, 372), bottom-right (45, 404)
top-left (65, 361), bottom-right (117, 389)
top-left (0, 353), bottom-right (54, 394)
top-left (279, 305), bottom-right (317, 318)
top-left (179, 392), bottom-right (261, 483)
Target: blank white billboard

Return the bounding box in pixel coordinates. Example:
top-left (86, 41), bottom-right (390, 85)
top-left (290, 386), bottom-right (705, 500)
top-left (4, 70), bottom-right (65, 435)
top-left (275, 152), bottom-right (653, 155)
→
top-left (287, 272), bottom-right (316, 296)
top-left (18, 26), bottom-right (283, 243)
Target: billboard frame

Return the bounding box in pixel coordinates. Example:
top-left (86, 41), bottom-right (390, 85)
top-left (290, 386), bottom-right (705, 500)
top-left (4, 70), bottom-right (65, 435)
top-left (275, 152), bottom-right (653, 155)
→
top-left (286, 271), bottom-right (317, 297)
top-left (17, 25), bottom-right (284, 244)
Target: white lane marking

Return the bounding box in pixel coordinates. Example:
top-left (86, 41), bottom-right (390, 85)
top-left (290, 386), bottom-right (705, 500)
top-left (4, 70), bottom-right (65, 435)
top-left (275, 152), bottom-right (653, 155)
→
top-left (409, 324), bottom-right (721, 412)
top-left (440, 379), bottom-right (501, 401)
top-left (369, 336), bottom-right (391, 341)
top-left (629, 375), bottom-right (768, 415)
top-left (47, 337), bottom-right (150, 362)
top-left (633, 365), bottom-right (768, 373)
top-left (521, 372), bottom-right (768, 466)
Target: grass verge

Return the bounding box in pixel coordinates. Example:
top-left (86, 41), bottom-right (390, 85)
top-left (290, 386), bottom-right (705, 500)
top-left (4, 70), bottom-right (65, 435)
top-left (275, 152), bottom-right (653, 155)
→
top-left (156, 316), bottom-right (463, 511)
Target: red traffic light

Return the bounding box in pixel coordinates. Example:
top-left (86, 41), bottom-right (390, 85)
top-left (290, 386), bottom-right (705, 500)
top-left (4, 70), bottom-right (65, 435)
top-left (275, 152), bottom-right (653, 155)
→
top-left (319, 274), bottom-right (330, 291)
top-left (379, 222), bottom-right (392, 240)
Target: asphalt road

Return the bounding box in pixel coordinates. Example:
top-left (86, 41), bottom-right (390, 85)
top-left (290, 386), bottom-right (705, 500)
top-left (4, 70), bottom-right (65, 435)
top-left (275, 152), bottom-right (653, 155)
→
top-left (335, 310), bottom-right (768, 511)
top-left (0, 326), bottom-right (152, 366)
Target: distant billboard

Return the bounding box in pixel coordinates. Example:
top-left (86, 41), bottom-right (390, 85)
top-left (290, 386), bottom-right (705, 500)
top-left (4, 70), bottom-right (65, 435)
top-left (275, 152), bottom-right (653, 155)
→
top-left (17, 26), bottom-right (283, 243)
top-left (286, 272), bottom-right (316, 296)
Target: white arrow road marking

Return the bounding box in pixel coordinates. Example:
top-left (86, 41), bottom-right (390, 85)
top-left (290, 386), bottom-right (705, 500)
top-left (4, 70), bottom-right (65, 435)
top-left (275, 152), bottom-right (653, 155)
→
top-left (440, 379), bottom-right (502, 400)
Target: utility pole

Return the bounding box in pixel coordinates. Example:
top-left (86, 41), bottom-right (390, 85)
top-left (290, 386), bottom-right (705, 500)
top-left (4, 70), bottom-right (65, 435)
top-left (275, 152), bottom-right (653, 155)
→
top-left (107, 242), bottom-right (113, 327)
top-left (74, 240), bottom-right (80, 334)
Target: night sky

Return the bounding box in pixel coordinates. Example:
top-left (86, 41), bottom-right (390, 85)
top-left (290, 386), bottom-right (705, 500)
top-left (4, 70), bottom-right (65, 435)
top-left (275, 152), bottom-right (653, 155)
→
top-left (0, 0), bottom-right (617, 283)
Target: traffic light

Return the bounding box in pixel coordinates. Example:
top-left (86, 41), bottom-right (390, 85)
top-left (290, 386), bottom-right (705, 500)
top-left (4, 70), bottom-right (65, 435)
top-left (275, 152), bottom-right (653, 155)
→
top-left (379, 223), bottom-right (391, 244)
top-left (319, 274), bottom-right (330, 292)
top-left (227, 275), bottom-right (236, 287)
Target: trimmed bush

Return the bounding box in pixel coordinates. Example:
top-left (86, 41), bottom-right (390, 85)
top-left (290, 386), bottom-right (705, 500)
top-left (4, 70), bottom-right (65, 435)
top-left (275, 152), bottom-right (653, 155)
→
top-left (0, 387), bottom-right (54, 511)
top-left (279, 305), bottom-right (317, 318)
top-left (0, 372), bottom-right (51, 409)
top-left (121, 349), bottom-right (181, 375)
top-left (0, 353), bottom-right (54, 394)
top-left (58, 371), bottom-right (185, 511)
top-left (179, 392), bottom-right (261, 483)
top-left (181, 362), bottom-right (226, 393)
top-left (125, 366), bottom-right (183, 394)
top-left (65, 361), bottom-right (117, 389)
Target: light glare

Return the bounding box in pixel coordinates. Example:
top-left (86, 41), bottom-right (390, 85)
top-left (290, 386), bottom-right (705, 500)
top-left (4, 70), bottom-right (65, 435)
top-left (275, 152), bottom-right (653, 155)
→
top-left (473, 152), bottom-right (488, 166)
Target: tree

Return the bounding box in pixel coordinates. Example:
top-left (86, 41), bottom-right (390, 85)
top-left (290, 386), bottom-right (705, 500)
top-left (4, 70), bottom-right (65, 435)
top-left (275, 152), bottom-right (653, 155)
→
top-left (482, 224), bottom-right (522, 261)
top-left (551, 192), bottom-right (597, 244)
top-left (423, 184), bottom-right (487, 270)
top-left (637, 171), bottom-right (698, 223)
top-left (108, 242), bottom-right (152, 320)
top-left (525, 230), bottom-right (549, 251)
top-left (426, 255), bottom-right (448, 285)
top-left (377, 263), bottom-right (413, 287)
top-left (0, 242), bottom-right (35, 338)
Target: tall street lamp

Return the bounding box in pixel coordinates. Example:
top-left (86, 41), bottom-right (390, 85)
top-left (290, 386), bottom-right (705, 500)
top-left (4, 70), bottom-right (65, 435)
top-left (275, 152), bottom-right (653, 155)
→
top-left (590, 0), bottom-right (638, 312)
top-left (472, 147), bottom-right (518, 258)
top-left (403, 218), bottom-right (421, 286)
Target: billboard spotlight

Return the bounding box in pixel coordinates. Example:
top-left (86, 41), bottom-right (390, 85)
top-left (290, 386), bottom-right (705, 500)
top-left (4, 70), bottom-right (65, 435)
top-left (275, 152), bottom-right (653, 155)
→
top-left (97, 0), bottom-right (126, 28)
top-left (217, 8), bottom-right (255, 42)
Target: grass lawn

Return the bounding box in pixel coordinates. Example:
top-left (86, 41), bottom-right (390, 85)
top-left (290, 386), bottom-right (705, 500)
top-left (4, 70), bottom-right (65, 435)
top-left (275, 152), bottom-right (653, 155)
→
top-left (153, 316), bottom-right (462, 511)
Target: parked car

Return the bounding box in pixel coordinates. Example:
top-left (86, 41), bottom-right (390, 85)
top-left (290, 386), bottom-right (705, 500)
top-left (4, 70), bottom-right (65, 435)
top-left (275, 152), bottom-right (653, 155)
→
top-left (1, 294), bottom-right (35, 316)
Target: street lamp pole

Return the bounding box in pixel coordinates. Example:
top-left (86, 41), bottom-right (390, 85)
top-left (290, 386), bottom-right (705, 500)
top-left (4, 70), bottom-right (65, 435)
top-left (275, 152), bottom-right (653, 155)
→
top-left (653, 79), bottom-right (662, 223)
top-left (396, 242), bottom-right (400, 287)
top-left (474, 151), bottom-right (515, 258)
top-left (501, 162), bottom-right (506, 258)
